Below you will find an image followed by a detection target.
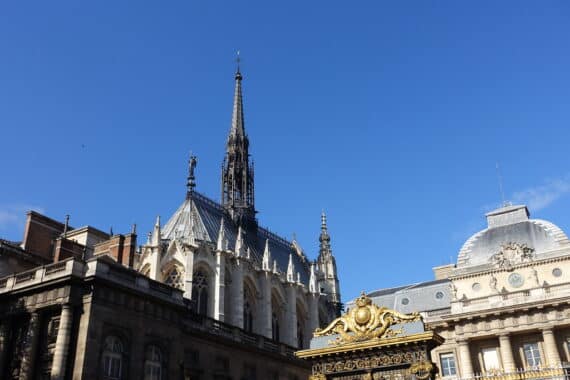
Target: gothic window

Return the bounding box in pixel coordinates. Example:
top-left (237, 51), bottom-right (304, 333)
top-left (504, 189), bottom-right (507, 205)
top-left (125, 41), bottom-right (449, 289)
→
top-left (523, 343), bottom-right (541, 368)
top-left (243, 286), bottom-right (254, 333)
top-left (271, 312), bottom-right (280, 342)
top-left (439, 353), bottom-right (457, 377)
top-left (164, 266), bottom-right (184, 290)
top-left (144, 345), bottom-right (162, 380)
top-left (192, 270), bottom-right (209, 316)
top-left (102, 336), bottom-right (125, 380)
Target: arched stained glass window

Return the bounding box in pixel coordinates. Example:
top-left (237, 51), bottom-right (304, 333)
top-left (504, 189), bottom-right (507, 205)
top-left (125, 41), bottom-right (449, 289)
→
top-left (192, 270), bottom-right (209, 316)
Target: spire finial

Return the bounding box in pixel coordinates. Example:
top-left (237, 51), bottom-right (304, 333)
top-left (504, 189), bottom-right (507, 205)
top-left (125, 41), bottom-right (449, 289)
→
top-left (235, 50), bottom-right (242, 80)
top-left (187, 153), bottom-right (197, 196)
top-left (321, 210), bottom-right (327, 231)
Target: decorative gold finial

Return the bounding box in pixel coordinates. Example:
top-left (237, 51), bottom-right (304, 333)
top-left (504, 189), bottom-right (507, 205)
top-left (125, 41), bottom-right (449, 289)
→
top-left (314, 293), bottom-right (421, 346)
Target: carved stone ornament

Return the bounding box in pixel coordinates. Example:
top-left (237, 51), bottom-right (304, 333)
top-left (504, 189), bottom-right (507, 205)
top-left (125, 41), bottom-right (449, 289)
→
top-left (490, 242), bottom-right (535, 268)
top-left (314, 292), bottom-right (420, 345)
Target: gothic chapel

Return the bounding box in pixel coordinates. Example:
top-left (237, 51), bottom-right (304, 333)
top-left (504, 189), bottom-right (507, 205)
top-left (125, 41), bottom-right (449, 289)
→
top-left (136, 66), bottom-right (341, 349)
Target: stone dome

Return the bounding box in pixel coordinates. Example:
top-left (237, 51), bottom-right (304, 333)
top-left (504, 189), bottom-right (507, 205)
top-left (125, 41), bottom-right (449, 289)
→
top-left (457, 205), bottom-right (570, 269)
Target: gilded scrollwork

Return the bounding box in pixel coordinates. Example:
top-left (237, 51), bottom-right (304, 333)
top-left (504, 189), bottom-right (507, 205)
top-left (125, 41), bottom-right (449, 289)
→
top-left (314, 292), bottom-right (421, 345)
top-left (409, 361), bottom-right (434, 380)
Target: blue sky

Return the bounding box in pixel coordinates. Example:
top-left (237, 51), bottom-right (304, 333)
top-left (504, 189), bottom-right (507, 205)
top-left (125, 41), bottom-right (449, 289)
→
top-left (1, 1), bottom-right (570, 302)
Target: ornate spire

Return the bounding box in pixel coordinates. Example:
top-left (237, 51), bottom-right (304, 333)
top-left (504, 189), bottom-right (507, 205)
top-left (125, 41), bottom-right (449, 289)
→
top-left (262, 239), bottom-right (271, 271)
top-left (221, 62), bottom-right (255, 225)
top-left (217, 218), bottom-right (228, 252)
top-left (319, 211), bottom-right (332, 257)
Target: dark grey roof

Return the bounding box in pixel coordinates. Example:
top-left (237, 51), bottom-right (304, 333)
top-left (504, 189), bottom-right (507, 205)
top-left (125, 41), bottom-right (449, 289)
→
top-left (162, 192), bottom-right (310, 284)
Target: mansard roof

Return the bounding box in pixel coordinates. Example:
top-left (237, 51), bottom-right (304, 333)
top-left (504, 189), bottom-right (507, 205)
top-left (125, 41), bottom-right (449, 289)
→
top-left (161, 191), bottom-right (310, 283)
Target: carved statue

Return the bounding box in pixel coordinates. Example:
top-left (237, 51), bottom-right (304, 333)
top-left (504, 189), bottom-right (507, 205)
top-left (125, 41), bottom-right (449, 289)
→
top-left (450, 282), bottom-right (457, 300)
top-left (490, 242), bottom-right (535, 268)
top-left (314, 292), bottom-right (420, 345)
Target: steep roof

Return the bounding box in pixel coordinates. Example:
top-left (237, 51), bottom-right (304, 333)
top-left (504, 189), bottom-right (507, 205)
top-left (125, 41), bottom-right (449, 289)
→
top-left (161, 191), bottom-right (310, 283)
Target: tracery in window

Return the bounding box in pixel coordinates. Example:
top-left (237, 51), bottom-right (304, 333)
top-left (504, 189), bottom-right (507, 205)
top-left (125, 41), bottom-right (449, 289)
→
top-left (164, 266), bottom-right (184, 290)
top-left (102, 336), bottom-right (124, 380)
top-left (144, 345), bottom-right (162, 380)
top-left (192, 269), bottom-right (209, 316)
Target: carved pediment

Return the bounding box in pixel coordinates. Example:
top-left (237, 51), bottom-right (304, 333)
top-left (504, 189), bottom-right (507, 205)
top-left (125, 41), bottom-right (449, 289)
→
top-left (490, 242), bottom-right (534, 268)
top-left (314, 293), bottom-right (421, 346)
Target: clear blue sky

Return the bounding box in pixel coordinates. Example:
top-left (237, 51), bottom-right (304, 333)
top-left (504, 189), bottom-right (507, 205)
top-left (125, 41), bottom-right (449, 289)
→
top-left (1, 1), bottom-right (570, 303)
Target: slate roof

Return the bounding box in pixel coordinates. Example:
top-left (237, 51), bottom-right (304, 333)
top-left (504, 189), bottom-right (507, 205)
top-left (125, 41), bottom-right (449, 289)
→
top-left (162, 191), bottom-right (310, 284)
top-left (348, 278), bottom-right (451, 314)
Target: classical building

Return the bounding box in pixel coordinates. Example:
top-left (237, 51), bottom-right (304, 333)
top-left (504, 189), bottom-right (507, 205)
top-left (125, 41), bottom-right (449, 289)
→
top-left (136, 66), bottom-right (341, 348)
top-left (351, 204), bottom-right (570, 380)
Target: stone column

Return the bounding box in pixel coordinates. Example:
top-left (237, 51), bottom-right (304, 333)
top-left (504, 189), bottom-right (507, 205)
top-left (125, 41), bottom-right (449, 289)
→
top-left (51, 304), bottom-right (73, 380)
top-left (458, 339), bottom-right (474, 379)
top-left (0, 319), bottom-right (12, 377)
top-left (20, 312), bottom-right (41, 380)
top-left (231, 262), bottom-right (244, 329)
top-left (285, 284), bottom-right (298, 347)
top-left (499, 334), bottom-right (516, 372)
top-left (542, 328), bottom-right (561, 367)
top-left (260, 272), bottom-right (272, 339)
top-left (214, 251), bottom-right (225, 321)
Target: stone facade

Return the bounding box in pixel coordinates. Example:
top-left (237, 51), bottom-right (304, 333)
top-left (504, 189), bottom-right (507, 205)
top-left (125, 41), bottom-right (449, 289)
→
top-left (352, 204), bottom-right (570, 380)
top-left (0, 256), bottom-right (310, 380)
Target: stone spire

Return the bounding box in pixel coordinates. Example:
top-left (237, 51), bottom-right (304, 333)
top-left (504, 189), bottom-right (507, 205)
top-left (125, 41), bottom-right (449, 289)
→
top-left (152, 216), bottom-right (161, 246)
top-left (235, 225), bottom-right (245, 258)
top-left (287, 253), bottom-right (295, 282)
top-left (221, 62), bottom-right (255, 225)
top-left (216, 218), bottom-right (228, 252)
top-left (309, 262), bottom-right (318, 294)
top-left (316, 211), bottom-right (342, 316)
top-left (262, 239), bottom-right (271, 271)
top-left (319, 211), bottom-right (332, 257)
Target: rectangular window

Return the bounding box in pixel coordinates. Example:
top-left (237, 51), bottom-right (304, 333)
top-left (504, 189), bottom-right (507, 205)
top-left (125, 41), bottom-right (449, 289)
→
top-left (440, 353), bottom-right (457, 377)
top-left (481, 347), bottom-right (500, 371)
top-left (523, 343), bottom-right (541, 368)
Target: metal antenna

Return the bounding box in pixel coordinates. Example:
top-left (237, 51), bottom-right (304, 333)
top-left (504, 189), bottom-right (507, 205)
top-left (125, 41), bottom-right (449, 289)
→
top-left (496, 162), bottom-right (507, 207)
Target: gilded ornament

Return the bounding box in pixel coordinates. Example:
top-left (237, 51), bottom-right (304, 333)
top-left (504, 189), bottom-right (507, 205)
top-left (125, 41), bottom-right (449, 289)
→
top-left (314, 292), bottom-right (421, 345)
top-left (409, 361), bottom-right (434, 380)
